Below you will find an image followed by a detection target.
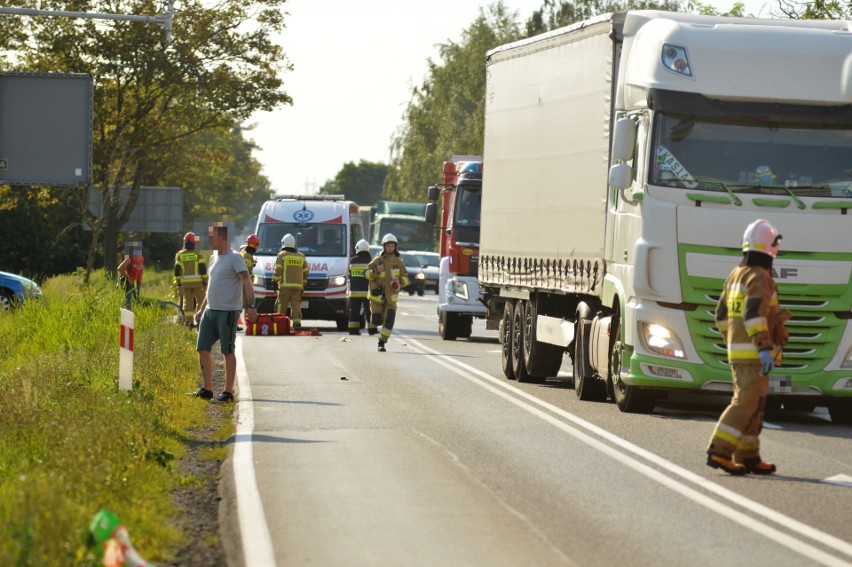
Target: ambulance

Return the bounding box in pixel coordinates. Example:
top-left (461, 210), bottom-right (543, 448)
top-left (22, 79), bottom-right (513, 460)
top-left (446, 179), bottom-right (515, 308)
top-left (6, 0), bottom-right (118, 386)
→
top-left (252, 195), bottom-right (365, 330)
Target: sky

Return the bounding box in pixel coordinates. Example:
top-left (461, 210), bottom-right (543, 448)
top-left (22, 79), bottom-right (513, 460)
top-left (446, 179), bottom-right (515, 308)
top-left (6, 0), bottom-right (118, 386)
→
top-left (247, 0), bottom-right (772, 196)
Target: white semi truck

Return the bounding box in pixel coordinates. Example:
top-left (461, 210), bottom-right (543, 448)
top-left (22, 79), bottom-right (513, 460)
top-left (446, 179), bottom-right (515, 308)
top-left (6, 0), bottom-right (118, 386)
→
top-left (479, 11), bottom-right (852, 422)
top-left (252, 195), bottom-right (365, 330)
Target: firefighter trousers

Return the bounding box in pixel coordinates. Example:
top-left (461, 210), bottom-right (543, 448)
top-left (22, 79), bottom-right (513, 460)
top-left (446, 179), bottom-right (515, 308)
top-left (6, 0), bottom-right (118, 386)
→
top-left (276, 287), bottom-right (304, 328)
top-left (180, 285), bottom-right (205, 325)
top-left (370, 297), bottom-right (397, 344)
top-left (348, 297), bottom-right (375, 334)
top-left (706, 362), bottom-right (768, 462)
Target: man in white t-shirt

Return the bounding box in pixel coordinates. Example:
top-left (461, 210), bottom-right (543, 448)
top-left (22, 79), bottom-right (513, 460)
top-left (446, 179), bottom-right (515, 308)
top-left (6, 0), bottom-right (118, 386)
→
top-left (189, 223), bottom-right (258, 403)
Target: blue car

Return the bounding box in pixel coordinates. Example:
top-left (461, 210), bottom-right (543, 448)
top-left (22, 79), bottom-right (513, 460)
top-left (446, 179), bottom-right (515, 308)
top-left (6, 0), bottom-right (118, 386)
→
top-left (0, 270), bottom-right (42, 311)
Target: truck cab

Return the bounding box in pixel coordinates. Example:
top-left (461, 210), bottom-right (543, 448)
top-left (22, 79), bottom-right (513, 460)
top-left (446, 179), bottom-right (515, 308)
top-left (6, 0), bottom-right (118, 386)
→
top-left (426, 156), bottom-right (485, 340)
top-left (252, 195), bottom-right (364, 330)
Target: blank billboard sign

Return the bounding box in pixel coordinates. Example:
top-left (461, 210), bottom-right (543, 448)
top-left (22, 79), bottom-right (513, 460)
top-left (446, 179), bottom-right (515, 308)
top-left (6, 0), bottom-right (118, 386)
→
top-left (0, 73), bottom-right (93, 186)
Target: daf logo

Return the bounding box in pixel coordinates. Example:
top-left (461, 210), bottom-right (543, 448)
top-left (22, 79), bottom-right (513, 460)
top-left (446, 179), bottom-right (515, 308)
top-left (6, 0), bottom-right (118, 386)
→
top-left (294, 209), bottom-right (314, 222)
top-left (772, 267), bottom-right (798, 280)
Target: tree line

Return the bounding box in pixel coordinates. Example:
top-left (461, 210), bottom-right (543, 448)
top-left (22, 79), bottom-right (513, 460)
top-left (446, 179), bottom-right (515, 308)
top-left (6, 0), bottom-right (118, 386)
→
top-left (0, 0), bottom-right (839, 278)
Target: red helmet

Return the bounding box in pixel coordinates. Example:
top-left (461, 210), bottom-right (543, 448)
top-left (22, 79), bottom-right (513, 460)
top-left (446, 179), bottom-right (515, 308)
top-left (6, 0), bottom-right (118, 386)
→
top-left (183, 232), bottom-right (196, 244)
top-left (246, 234), bottom-right (260, 247)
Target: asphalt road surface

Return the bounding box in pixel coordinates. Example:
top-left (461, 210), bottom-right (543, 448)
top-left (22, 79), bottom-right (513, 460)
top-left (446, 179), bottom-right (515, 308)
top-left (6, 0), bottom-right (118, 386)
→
top-left (219, 293), bottom-right (852, 567)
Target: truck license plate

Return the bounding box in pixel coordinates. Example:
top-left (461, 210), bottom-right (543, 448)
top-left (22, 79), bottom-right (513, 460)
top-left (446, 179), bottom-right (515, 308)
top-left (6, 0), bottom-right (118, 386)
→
top-left (300, 301), bottom-right (309, 309)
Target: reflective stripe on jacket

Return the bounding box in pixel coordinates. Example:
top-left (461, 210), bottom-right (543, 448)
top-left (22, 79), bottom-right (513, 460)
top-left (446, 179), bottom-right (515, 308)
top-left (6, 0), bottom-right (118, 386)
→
top-left (173, 249), bottom-right (208, 287)
top-left (274, 249), bottom-right (309, 289)
top-left (365, 252), bottom-right (408, 303)
top-left (715, 263), bottom-right (787, 363)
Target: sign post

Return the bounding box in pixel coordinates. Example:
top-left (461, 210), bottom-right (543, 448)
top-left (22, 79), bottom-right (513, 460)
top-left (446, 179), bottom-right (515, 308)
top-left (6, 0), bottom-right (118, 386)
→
top-left (119, 308), bottom-right (135, 391)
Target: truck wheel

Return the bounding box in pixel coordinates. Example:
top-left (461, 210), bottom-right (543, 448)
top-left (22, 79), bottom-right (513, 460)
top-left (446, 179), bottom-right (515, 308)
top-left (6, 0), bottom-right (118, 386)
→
top-left (827, 399), bottom-right (852, 424)
top-left (439, 310), bottom-right (459, 341)
top-left (417, 287), bottom-right (425, 297)
top-left (573, 304), bottom-right (606, 401)
top-left (501, 301), bottom-right (516, 380)
top-left (512, 301), bottom-right (530, 383)
top-left (608, 306), bottom-right (656, 413)
top-left (522, 300), bottom-right (563, 381)
top-left (336, 317), bottom-right (348, 331)
top-left (457, 315), bottom-right (473, 339)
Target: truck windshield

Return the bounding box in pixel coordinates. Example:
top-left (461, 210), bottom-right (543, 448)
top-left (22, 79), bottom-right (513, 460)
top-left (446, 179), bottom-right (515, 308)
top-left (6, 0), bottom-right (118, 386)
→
top-left (380, 219), bottom-right (434, 252)
top-left (455, 186), bottom-right (481, 227)
top-left (256, 223), bottom-right (347, 256)
top-left (650, 113), bottom-right (852, 198)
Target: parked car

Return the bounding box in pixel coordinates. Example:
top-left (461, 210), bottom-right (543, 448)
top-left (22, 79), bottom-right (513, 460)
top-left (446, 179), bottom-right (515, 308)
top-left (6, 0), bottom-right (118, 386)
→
top-left (0, 270), bottom-right (42, 311)
top-left (410, 251), bottom-right (439, 293)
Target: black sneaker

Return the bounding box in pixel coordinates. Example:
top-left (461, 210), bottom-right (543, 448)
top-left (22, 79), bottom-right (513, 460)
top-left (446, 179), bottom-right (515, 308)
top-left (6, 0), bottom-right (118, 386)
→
top-left (188, 387), bottom-right (213, 400)
top-left (378, 341), bottom-right (386, 352)
top-left (211, 391), bottom-right (235, 403)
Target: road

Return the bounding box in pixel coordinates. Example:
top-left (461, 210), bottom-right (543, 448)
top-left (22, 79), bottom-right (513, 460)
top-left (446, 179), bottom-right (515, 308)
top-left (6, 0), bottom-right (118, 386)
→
top-left (219, 292), bottom-right (852, 567)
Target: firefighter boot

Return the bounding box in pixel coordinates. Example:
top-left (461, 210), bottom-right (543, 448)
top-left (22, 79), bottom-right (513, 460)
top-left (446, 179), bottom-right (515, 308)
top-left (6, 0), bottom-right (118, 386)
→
top-left (378, 340), bottom-right (386, 352)
top-left (741, 457), bottom-right (777, 475)
top-left (706, 453), bottom-right (746, 476)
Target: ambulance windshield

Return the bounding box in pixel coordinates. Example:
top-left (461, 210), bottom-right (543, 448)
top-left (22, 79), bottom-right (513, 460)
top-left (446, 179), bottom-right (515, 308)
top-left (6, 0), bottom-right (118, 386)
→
top-left (256, 223), bottom-right (347, 256)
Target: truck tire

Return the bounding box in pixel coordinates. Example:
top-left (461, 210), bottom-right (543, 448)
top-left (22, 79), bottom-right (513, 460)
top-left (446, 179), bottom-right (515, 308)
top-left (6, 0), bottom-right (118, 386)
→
top-left (573, 304), bottom-right (607, 401)
top-left (439, 310), bottom-right (459, 341)
top-left (608, 305), bottom-right (656, 413)
top-left (336, 317), bottom-right (348, 332)
top-left (828, 399), bottom-right (852, 424)
top-left (512, 300), bottom-right (530, 382)
top-left (457, 315), bottom-right (473, 339)
top-left (522, 300), bottom-right (562, 381)
top-left (501, 301), bottom-right (516, 380)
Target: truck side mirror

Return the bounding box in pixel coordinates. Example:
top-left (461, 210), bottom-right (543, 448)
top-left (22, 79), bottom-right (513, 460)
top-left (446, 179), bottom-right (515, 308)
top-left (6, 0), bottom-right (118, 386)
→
top-left (611, 117), bottom-right (636, 162)
top-left (425, 202), bottom-right (437, 225)
top-left (609, 163), bottom-right (632, 190)
top-left (427, 185), bottom-right (439, 201)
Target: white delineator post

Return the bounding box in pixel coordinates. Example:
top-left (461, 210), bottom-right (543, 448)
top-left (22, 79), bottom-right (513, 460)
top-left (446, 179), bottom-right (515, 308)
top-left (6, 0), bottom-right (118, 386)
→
top-left (119, 308), bottom-right (135, 391)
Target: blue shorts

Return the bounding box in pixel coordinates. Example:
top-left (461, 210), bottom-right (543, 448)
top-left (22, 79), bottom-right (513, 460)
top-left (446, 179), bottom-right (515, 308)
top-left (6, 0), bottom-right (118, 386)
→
top-left (196, 309), bottom-right (239, 354)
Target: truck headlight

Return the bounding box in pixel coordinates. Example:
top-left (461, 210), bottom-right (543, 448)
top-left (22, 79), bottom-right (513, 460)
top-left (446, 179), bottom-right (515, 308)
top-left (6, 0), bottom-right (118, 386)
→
top-left (640, 322), bottom-right (685, 359)
top-left (416, 273), bottom-right (425, 280)
top-left (330, 276), bottom-right (347, 287)
top-left (451, 280), bottom-right (469, 301)
top-left (253, 274), bottom-right (264, 285)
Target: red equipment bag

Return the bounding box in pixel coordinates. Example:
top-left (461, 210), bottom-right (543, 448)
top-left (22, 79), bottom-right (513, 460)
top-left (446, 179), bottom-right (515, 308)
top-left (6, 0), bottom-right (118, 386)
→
top-left (245, 313), bottom-right (291, 336)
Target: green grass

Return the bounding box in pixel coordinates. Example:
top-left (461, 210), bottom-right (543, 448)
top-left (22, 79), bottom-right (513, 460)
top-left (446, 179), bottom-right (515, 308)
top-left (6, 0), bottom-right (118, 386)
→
top-left (0, 269), bottom-right (212, 566)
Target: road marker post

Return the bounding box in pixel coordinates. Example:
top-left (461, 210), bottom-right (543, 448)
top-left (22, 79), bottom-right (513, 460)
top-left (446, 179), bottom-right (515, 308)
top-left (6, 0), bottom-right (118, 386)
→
top-left (119, 308), bottom-right (134, 391)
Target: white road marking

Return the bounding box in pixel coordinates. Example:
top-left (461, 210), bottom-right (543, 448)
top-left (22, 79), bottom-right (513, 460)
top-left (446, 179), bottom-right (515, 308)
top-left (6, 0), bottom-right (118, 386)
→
top-left (234, 336), bottom-right (277, 566)
top-left (824, 475), bottom-right (852, 488)
top-left (402, 334), bottom-right (852, 566)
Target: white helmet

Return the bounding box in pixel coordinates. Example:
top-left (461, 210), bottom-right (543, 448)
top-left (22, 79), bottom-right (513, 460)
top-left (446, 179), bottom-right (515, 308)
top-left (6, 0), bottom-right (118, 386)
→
top-left (742, 219), bottom-right (781, 258)
top-left (281, 233), bottom-right (296, 248)
top-left (381, 233), bottom-right (398, 245)
top-left (355, 239), bottom-right (370, 254)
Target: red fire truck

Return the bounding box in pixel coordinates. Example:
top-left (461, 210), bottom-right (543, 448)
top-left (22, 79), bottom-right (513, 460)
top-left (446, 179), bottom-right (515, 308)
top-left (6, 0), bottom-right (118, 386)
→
top-left (425, 156), bottom-right (485, 340)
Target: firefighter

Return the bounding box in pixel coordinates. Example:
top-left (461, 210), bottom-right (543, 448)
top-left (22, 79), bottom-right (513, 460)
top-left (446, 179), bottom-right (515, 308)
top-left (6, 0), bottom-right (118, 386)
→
top-left (174, 232), bottom-right (208, 326)
top-left (274, 233), bottom-right (309, 329)
top-left (347, 239), bottom-right (377, 336)
top-left (365, 233), bottom-right (408, 352)
top-left (240, 234), bottom-right (260, 323)
top-left (706, 219), bottom-right (790, 476)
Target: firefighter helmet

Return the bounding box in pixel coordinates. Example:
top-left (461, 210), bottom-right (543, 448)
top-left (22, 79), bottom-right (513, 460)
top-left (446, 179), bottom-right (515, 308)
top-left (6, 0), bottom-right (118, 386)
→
top-left (381, 233), bottom-right (398, 245)
top-left (246, 234), bottom-right (260, 247)
top-left (281, 233), bottom-right (296, 248)
top-left (742, 219), bottom-right (781, 258)
top-left (183, 232), bottom-right (196, 244)
top-left (355, 239), bottom-right (370, 254)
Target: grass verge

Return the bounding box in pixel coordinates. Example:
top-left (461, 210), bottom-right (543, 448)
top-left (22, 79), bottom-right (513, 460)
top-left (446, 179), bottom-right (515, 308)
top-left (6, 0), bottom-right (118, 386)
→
top-left (0, 269), bottom-right (228, 566)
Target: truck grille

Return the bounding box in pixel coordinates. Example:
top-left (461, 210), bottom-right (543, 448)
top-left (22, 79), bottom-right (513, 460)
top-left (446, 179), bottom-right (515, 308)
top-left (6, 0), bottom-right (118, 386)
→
top-left (263, 277), bottom-right (328, 291)
top-left (681, 250), bottom-right (852, 375)
top-left (470, 256), bottom-right (479, 277)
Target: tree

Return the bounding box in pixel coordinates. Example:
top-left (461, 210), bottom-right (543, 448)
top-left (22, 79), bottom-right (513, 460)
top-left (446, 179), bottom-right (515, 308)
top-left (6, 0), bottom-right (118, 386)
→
top-left (7, 0), bottom-right (292, 276)
top-left (384, 3), bottom-right (522, 202)
top-left (318, 160), bottom-right (389, 206)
